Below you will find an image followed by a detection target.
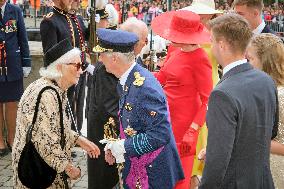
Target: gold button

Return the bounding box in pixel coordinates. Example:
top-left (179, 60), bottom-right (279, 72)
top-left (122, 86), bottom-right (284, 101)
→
top-left (150, 111), bottom-right (156, 117)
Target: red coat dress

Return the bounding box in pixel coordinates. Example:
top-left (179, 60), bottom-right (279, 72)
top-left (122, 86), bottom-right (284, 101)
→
top-left (155, 47), bottom-right (212, 188)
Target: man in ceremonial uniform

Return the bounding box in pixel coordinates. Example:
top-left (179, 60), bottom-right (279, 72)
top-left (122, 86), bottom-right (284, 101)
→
top-left (96, 28), bottom-right (184, 189)
top-left (68, 0), bottom-right (89, 133)
top-left (40, 0), bottom-right (74, 54)
top-left (86, 5), bottom-right (121, 189)
top-left (0, 0), bottom-right (30, 156)
top-left (40, 0), bottom-right (93, 134)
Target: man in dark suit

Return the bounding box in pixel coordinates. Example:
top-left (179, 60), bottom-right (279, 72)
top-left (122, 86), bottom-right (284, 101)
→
top-left (199, 13), bottom-right (277, 189)
top-left (233, 0), bottom-right (275, 34)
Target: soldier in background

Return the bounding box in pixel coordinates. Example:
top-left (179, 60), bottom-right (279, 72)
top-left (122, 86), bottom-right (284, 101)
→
top-left (86, 3), bottom-right (120, 189)
top-left (40, 0), bottom-right (94, 137)
top-left (68, 0), bottom-right (90, 134)
top-left (0, 0), bottom-right (31, 157)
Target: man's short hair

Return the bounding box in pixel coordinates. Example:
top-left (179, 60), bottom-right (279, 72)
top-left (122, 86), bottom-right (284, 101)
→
top-left (232, 0), bottom-right (264, 11)
top-left (209, 13), bottom-right (253, 54)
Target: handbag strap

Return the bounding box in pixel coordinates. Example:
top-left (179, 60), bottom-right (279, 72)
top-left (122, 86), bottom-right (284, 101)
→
top-left (26, 86), bottom-right (66, 150)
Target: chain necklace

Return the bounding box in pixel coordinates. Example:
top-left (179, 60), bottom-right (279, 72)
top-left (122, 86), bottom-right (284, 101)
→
top-left (52, 6), bottom-right (76, 47)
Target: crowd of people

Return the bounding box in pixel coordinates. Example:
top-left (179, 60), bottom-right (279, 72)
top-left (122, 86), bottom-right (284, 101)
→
top-left (0, 0), bottom-right (284, 189)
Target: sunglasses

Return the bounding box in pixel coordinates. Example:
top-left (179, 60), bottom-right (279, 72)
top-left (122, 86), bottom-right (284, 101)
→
top-left (67, 62), bottom-right (82, 71)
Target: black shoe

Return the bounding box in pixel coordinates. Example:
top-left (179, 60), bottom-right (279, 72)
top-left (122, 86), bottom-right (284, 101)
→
top-left (0, 148), bottom-right (8, 157)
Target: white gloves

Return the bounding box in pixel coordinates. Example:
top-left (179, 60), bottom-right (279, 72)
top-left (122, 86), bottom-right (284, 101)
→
top-left (23, 67), bottom-right (31, 77)
top-left (86, 64), bottom-right (95, 75)
top-left (100, 139), bottom-right (126, 163)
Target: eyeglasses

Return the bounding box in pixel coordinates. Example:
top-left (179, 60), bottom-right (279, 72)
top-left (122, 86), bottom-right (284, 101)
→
top-left (67, 62), bottom-right (82, 71)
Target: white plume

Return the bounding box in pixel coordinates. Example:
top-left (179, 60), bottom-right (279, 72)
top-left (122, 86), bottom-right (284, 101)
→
top-left (88, 0), bottom-right (108, 9)
top-left (106, 4), bottom-right (119, 26)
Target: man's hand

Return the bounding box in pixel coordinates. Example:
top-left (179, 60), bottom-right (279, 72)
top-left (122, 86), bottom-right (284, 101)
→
top-left (100, 139), bottom-right (126, 164)
top-left (76, 136), bottom-right (100, 158)
top-left (23, 67), bottom-right (31, 77)
top-left (105, 149), bottom-right (116, 165)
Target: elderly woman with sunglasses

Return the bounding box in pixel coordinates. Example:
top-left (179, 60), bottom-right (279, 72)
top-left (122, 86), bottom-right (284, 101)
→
top-left (12, 39), bottom-right (100, 189)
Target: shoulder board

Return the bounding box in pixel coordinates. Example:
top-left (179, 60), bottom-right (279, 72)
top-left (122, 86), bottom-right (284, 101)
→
top-left (44, 12), bottom-right (54, 19)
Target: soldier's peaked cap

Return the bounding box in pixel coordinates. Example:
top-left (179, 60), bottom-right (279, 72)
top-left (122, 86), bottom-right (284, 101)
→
top-left (93, 28), bottom-right (139, 53)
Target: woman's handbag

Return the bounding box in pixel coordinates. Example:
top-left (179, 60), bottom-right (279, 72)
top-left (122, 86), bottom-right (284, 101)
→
top-left (18, 86), bottom-right (66, 189)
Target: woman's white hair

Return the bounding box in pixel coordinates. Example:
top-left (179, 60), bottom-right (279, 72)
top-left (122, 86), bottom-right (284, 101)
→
top-left (39, 48), bottom-right (81, 79)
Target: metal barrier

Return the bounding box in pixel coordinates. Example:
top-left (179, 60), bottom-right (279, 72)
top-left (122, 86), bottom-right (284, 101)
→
top-left (265, 20), bottom-right (284, 38)
top-left (19, 5), bottom-right (89, 19)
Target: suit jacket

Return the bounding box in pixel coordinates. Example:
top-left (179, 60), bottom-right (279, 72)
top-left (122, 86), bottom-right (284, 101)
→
top-left (87, 62), bottom-right (119, 189)
top-left (0, 3), bottom-right (30, 82)
top-left (199, 63), bottom-right (277, 189)
top-left (118, 64), bottom-right (184, 189)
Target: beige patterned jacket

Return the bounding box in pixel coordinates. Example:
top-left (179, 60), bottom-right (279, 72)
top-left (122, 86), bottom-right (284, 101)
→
top-left (12, 78), bottom-right (79, 188)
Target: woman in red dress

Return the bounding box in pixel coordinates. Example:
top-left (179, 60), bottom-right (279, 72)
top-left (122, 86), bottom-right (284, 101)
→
top-left (152, 11), bottom-right (213, 189)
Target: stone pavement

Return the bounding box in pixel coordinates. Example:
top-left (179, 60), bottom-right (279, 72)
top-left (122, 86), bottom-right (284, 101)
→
top-left (0, 147), bottom-right (89, 188)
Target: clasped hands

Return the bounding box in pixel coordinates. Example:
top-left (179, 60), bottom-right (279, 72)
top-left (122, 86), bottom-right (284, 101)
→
top-left (100, 139), bottom-right (126, 165)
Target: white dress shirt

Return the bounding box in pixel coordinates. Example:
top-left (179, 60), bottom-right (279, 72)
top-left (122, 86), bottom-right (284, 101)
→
top-left (253, 21), bottom-right (266, 35)
top-left (1, 2), bottom-right (6, 17)
top-left (119, 62), bottom-right (136, 87)
top-left (223, 59), bottom-right (247, 76)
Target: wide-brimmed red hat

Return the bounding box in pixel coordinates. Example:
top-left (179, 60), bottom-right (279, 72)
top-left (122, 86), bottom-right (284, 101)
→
top-left (151, 10), bottom-right (210, 44)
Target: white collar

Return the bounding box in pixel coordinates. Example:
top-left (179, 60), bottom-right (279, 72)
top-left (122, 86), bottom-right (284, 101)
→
top-left (223, 59), bottom-right (247, 75)
top-left (253, 21), bottom-right (266, 35)
top-left (1, 2), bottom-right (6, 16)
top-left (119, 62), bottom-right (136, 87)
